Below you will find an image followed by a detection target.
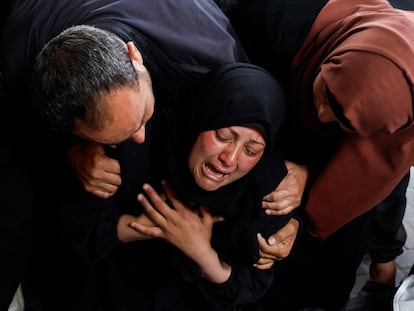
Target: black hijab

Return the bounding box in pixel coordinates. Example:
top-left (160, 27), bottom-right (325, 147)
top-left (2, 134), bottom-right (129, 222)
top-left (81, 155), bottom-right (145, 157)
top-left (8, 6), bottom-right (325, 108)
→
top-left (155, 63), bottom-right (288, 263)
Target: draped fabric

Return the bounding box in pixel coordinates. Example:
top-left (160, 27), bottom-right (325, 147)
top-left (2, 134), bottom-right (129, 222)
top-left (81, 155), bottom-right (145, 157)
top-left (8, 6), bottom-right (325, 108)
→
top-left (156, 63), bottom-right (289, 264)
top-left (290, 0), bottom-right (414, 238)
top-left (0, 1), bottom-right (250, 309)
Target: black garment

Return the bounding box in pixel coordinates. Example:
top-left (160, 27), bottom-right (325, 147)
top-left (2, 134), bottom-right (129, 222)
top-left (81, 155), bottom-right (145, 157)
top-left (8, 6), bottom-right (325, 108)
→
top-left (255, 211), bottom-right (372, 311)
top-left (222, 0), bottom-right (328, 88)
top-left (0, 1), bottom-right (247, 310)
top-left (61, 64), bottom-right (290, 310)
top-left (388, 0), bottom-right (414, 9)
top-left (365, 0), bottom-right (414, 268)
top-left (218, 0), bottom-right (414, 310)
top-left (0, 1), bottom-right (12, 32)
top-left (159, 63), bottom-right (288, 217)
top-left (367, 171), bottom-right (410, 263)
top-left (0, 85), bottom-right (33, 311)
top-left (1, 0), bottom-right (247, 95)
top-left (158, 62), bottom-right (290, 281)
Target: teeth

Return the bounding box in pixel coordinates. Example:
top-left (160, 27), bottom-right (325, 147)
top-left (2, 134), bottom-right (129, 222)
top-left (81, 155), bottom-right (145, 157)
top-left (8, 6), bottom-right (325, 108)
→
top-left (206, 164), bottom-right (225, 177)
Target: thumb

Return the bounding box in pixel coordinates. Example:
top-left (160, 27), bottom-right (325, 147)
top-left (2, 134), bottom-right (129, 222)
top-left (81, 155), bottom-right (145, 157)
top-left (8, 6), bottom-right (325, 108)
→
top-left (267, 234), bottom-right (277, 246)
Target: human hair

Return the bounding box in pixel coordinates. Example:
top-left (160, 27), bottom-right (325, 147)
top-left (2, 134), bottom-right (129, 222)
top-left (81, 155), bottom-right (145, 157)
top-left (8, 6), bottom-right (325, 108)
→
top-left (31, 25), bottom-right (139, 133)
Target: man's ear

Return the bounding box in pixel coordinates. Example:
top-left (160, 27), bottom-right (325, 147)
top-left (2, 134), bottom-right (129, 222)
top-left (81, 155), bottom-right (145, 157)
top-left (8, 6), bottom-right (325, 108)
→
top-left (126, 41), bottom-right (143, 65)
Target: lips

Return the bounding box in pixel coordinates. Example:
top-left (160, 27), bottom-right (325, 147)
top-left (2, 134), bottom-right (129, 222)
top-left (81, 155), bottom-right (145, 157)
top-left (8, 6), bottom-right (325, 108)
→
top-left (202, 163), bottom-right (229, 182)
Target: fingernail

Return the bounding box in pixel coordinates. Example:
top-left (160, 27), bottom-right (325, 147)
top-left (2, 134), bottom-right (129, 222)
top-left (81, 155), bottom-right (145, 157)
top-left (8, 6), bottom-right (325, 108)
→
top-left (268, 237), bottom-right (276, 246)
top-left (265, 209), bottom-right (271, 215)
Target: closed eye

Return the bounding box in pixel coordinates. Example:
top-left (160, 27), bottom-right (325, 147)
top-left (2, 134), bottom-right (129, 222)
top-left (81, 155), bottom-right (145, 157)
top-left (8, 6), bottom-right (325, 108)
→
top-left (215, 129), bottom-right (233, 142)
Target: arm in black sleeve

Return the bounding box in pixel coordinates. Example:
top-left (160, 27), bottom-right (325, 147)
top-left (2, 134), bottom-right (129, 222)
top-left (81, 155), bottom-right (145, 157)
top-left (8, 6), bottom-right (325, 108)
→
top-left (60, 175), bottom-right (123, 265)
top-left (195, 208), bottom-right (293, 308)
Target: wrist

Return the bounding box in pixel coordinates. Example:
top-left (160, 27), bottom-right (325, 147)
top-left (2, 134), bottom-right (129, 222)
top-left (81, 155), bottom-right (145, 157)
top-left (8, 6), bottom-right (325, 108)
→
top-left (196, 248), bottom-right (231, 283)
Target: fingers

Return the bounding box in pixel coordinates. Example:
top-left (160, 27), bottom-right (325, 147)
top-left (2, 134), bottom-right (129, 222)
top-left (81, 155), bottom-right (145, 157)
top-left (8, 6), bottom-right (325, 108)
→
top-left (70, 141), bottom-right (122, 197)
top-left (254, 255), bottom-right (284, 269)
top-left (261, 161), bottom-right (309, 215)
top-left (262, 186), bottom-right (301, 216)
top-left (257, 233), bottom-right (279, 260)
top-left (117, 214), bottom-right (157, 242)
top-left (130, 221), bottom-right (163, 238)
top-left (254, 234), bottom-right (285, 270)
top-left (278, 218), bottom-right (300, 244)
top-left (89, 157), bottom-right (121, 185)
top-left (262, 188), bottom-right (291, 204)
top-left (253, 259), bottom-right (275, 270)
top-left (262, 200), bottom-right (296, 215)
top-left (211, 214), bottom-right (225, 224)
top-left (137, 188), bottom-right (168, 225)
top-left (160, 181), bottom-right (186, 212)
top-left (83, 174), bottom-right (121, 197)
top-left (88, 188), bottom-right (118, 199)
top-left (198, 205), bottom-right (220, 228)
top-left (138, 183), bottom-right (185, 225)
top-left (256, 225), bottom-right (296, 262)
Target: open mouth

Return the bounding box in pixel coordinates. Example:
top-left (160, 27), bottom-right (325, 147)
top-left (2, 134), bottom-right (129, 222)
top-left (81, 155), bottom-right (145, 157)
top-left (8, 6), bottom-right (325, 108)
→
top-left (203, 163), bottom-right (228, 182)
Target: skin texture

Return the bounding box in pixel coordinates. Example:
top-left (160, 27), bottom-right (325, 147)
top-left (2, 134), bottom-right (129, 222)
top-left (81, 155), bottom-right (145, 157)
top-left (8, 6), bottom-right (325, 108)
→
top-left (127, 126), bottom-right (291, 280)
top-left (68, 45), bottom-right (301, 266)
top-left (255, 217), bottom-right (300, 269)
top-left (134, 182), bottom-right (231, 283)
top-left (73, 42), bottom-right (155, 146)
top-left (71, 146), bottom-right (303, 267)
top-left (67, 142), bottom-right (122, 198)
top-left (69, 42), bottom-right (153, 198)
top-left (262, 160), bottom-right (308, 215)
top-left (188, 126), bottom-right (265, 191)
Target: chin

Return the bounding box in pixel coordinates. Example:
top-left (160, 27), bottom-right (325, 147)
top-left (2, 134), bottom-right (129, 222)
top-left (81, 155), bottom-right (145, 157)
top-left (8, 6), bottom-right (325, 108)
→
top-left (198, 180), bottom-right (221, 192)
top-left (201, 185), bottom-right (220, 192)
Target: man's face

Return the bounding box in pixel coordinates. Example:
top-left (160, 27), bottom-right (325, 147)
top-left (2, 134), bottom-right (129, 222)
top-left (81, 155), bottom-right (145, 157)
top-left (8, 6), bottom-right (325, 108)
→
top-left (188, 126), bottom-right (266, 191)
top-left (73, 41), bottom-right (155, 146)
top-left (73, 74), bottom-right (155, 145)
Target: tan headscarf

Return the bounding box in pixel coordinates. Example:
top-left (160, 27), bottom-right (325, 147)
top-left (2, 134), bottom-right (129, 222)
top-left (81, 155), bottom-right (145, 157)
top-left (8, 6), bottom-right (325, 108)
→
top-left (291, 0), bottom-right (414, 238)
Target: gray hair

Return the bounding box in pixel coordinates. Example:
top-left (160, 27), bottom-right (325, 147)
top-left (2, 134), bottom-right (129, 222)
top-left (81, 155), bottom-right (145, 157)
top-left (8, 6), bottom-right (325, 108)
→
top-left (31, 25), bottom-right (139, 132)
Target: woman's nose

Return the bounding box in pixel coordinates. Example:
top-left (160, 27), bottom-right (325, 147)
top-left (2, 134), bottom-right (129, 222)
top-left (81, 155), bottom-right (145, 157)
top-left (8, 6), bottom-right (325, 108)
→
top-left (219, 146), bottom-right (239, 166)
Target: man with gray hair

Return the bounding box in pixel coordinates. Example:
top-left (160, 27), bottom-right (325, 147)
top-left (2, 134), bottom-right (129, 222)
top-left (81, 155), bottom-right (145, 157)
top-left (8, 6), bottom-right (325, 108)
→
top-left (0, 0), bottom-right (248, 308)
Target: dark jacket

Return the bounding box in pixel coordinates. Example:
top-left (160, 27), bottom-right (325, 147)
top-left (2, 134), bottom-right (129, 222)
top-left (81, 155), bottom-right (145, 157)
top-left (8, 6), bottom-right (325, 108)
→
top-left (0, 0), bottom-right (247, 309)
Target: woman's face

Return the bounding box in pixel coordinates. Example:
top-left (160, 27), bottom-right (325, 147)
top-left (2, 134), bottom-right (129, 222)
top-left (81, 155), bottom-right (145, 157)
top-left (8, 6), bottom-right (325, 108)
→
top-left (188, 126), bottom-right (266, 191)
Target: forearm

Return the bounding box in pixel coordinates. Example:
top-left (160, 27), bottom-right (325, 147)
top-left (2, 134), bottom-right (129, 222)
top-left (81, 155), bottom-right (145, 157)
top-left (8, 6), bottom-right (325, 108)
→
top-left (195, 247), bottom-right (232, 283)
